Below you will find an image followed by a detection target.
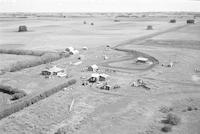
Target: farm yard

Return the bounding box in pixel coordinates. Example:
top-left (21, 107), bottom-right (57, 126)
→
top-left (0, 12), bottom-right (200, 134)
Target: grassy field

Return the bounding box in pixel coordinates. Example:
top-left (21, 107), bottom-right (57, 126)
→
top-left (0, 54), bottom-right (40, 70)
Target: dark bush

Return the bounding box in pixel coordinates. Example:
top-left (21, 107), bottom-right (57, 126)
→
top-left (159, 106), bottom-right (173, 113)
top-left (161, 125), bottom-right (172, 133)
top-left (187, 106), bottom-right (193, 111)
top-left (0, 85), bottom-right (26, 95)
top-left (162, 113), bottom-right (181, 125)
top-left (11, 93), bottom-right (26, 100)
top-left (55, 128), bottom-right (67, 134)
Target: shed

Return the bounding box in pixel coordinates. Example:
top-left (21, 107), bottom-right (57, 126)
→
top-left (88, 73), bottom-right (99, 83)
top-left (99, 73), bottom-right (109, 81)
top-left (41, 70), bottom-right (51, 76)
top-left (57, 72), bottom-right (67, 77)
top-left (82, 47), bottom-right (88, 50)
top-left (65, 47), bottom-right (74, 52)
top-left (88, 64), bottom-right (99, 72)
top-left (48, 66), bottom-right (64, 75)
top-left (136, 57), bottom-right (149, 63)
top-left (70, 50), bottom-right (79, 55)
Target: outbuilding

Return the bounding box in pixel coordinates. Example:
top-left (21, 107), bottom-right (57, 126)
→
top-left (99, 73), bottom-right (109, 81)
top-left (65, 47), bottom-right (79, 55)
top-left (41, 66), bottom-right (64, 76)
top-left (65, 47), bottom-right (74, 52)
top-left (49, 66), bottom-right (64, 75)
top-left (88, 64), bottom-right (99, 72)
top-left (88, 73), bottom-right (99, 83)
top-left (136, 57), bottom-right (149, 63)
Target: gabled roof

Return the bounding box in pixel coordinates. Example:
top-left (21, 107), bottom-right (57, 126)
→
top-left (48, 66), bottom-right (64, 73)
top-left (90, 64), bottom-right (98, 69)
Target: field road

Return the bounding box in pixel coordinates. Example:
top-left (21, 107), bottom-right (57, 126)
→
top-left (100, 24), bottom-right (189, 72)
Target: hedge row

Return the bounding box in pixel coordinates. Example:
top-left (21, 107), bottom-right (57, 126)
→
top-left (0, 79), bottom-right (76, 120)
top-left (2, 52), bottom-right (69, 72)
top-left (0, 49), bottom-right (70, 72)
top-left (0, 49), bottom-right (47, 56)
top-left (0, 85), bottom-right (26, 95)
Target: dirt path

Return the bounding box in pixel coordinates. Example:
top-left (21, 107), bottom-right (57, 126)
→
top-left (100, 24), bottom-right (188, 72)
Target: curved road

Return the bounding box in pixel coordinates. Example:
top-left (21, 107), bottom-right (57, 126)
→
top-left (101, 24), bottom-right (188, 72)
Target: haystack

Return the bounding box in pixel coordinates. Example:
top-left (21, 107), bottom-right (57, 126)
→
top-left (146, 25), bottom-right (153, 30)
top-left (170, 19), bottom-right (176, 23)
top-left (18, 25), bottom-right (27, 32)
top-left (187, 19), bottom-right (195, 24)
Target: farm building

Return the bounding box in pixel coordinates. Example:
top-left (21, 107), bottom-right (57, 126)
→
top-left (41, 66), bottom-right (64, 76)
top-left (88, 64), bottom-right (99, 72)
top-left (99, 73), bottom-right (109, 81)
top-left (65, 47), bottom-right (74, 52)
top-left (88, 73), bottom-right (109, 83)
top-left (65, 47), bottom-right (79, 55)
top-left (88, 73), bottom-right (100, 83)
top-left (136, 57), bottom-right (149, 63)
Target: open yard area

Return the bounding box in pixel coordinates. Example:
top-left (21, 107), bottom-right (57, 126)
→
top-left (0, 12), bottom-right (200, 134)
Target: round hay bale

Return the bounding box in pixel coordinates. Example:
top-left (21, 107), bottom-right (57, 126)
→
top-left (146, 25), bottom-right (153, 30)
top-left (114, 19), bottom-right (120, 22)
top-left (18, 25), bottom-right (27, 32)
top-left (83, 21), bottom-right (87, 24)
top-left (91, 22), bottom-right (94, 26)
top-left (187, 19), bottom-right (195, 24)
top-left (170, 19), bottom-right (176, 23)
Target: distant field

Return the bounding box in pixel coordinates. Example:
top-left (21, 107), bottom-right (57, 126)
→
top-left (0, 17), bottom-right (185, 51)
top-left (0, 54), bottom-right (39, 70)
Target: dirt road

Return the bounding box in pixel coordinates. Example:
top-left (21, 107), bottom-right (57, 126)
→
top-left (100, 24), bottom-right (189, 72)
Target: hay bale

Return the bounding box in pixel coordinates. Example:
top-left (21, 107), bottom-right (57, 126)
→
top-left (18, 25), bottom-right (27, 32)
top-left (170, 19), bottom-right (176, 23)
top-left (114, 19), bottom-right (120, 22)
top-left (146, 25), bottom-right (153, 30)
top-left (83, 21), bottom-right (87, 24)
top-left (91, 22), bottom-right (94, 26)
top-left (187, 19), bottom-right (195, 24)
top-left (161, 125), bottom-right (172, 133)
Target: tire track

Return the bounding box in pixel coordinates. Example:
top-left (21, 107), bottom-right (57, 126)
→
top-left (101, 24), bottom-right (188, 72)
